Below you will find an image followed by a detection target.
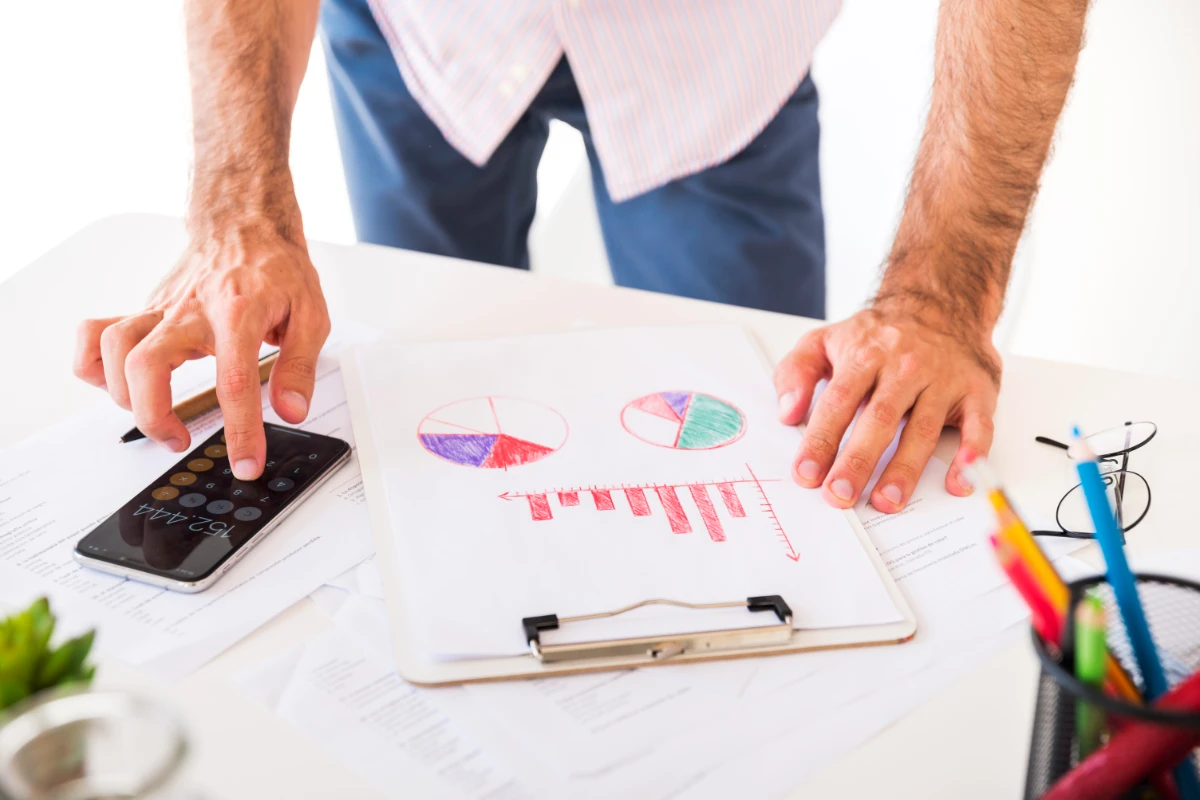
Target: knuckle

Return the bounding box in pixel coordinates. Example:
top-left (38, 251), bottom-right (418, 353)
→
top-left (886, 459), bottom-right (921, 483)
top-left (124, 344), bottom-right (157, 375)
top-left (969, 413), bottom-right (996, 439)
top-left (223, 423), bottom-right (259, 452)
top-left (896, 352), bottom-right (924, 381)
top-left (98, 323), bottom-right (123, 353)
top-left (132, 406), bottom-right (171, 434)
top-left (911, 413), bottom-right (943, 442)
top-left (821, 382), bottom-right (855, 411)
top-left (851, 345), bottom-right (880, 372)
top-left (218, 366), bottom-right (257, 399)
top-left (802, 430), bottom-right (837, 461)
top-left (868, 399), bottom-right (901, 428)
top-left (72, 357), bottom-right (95, 380)
top-left (842, 451), bottom-right (872, 476)
top-left (278, 356), bottom-right (317, 384)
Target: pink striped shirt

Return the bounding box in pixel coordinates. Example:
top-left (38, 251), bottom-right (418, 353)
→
top-left (366, 1), bottom-right (842, 202)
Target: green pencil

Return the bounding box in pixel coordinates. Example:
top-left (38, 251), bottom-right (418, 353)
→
top-left (1075, 592), bottom-right (1108, 757)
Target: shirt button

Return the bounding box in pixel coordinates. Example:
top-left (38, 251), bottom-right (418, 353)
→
top-left (510, 62), bottom-right (529, 81)
top-left (499, 80), bottom-right (515, 98)
top-left (568, 0), bottom-right (580, 6)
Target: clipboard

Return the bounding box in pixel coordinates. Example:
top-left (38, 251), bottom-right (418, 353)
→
top-left (340, 337), bottom-right (917, 687)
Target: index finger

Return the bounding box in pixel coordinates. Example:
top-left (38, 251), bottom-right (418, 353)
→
top-left (125, 323), bottom-right (198, 452)
top-left (215, 315), bottom-right (270, 480)
top-left (773, 328), bottom-right (829, 426)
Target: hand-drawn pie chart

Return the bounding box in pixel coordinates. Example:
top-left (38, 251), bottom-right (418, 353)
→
top-left (621, 391), bottom-right (747, 450)
top-left (418, 396), bottom-right (568, 469)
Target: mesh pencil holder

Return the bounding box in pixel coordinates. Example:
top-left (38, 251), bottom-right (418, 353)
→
top-left (1024, 574), bottom-right (1200, 800)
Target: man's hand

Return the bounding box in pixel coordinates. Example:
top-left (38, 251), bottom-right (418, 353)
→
top-left (73, 227), bottom-right (330, 479)
top-left (73, 0), bottom-right (324, 479)
top-left (774, 302), bottom-right (999, 511)
top-left (775, 0), bottom-right (1088, 511)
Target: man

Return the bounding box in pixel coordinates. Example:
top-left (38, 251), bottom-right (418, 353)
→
top-left (73, 0), bottom-right (1088, 514)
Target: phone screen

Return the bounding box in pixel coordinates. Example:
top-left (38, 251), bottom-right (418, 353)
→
top-left (75, 424), bottom-right (350, 583)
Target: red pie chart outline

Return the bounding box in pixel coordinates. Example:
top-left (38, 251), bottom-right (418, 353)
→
top-left (415, 395), bottom-right (569, 469)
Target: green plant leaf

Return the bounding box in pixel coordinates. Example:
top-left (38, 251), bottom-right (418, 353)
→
top-left (0, 677), bottom-right (29, 711)
top-left (36, 631), bottom-right (95, 691)
top-left (28, 598), bottom-right (54, 654)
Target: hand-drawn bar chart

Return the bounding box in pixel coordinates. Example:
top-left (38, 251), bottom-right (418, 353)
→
top-left (499, 464), bottom-right (800, 561)
top-left (418, 397), bottom-right (568, 470)
top-left (621, 391), bottom-right (746, 450)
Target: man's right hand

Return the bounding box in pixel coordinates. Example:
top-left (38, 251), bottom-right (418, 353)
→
top-left (73, 225), bottom-right (331, 480)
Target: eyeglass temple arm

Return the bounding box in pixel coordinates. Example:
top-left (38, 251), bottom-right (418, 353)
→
top-left (1035, 435), bottom-right (1070, 450)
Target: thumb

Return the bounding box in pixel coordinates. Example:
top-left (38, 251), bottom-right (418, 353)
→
top-left (269, 310), bottom-right (329, 424)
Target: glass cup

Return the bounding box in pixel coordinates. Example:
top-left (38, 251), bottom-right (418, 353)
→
top-left (0, 687), bottom-right (188, 800)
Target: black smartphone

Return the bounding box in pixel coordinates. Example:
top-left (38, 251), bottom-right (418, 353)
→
top-left (74, 424), bottom-right (351, 592)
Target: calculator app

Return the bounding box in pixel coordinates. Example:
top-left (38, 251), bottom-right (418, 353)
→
top-left (75, 425), bottom-right (350, 582)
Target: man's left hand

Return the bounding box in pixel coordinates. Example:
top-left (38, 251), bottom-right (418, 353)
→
top-left (773, 302), bottom-right (1001, 512)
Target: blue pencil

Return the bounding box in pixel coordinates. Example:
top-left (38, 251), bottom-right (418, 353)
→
top-left (1071, 426), bottom-right (1200, 799)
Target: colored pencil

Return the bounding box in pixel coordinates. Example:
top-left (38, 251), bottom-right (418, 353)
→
top-left (1071, 426), bottom-right (1200, 800)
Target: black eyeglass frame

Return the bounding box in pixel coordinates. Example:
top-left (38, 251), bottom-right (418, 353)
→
top-left (1029, 421), bottom-right (1156, 541)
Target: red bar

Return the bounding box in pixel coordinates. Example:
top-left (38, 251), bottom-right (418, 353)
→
top-left (527, 493), bottom-right (552, 521)
top-left (625, 487), bottom-right (652, 516)
top-left (592, 490), bottom-right (615, 510)
top-left (558, 491), bottom-right (579, 507)
top-left (655, 486), bottom-right (692, 534)
top-left (717, 483), bottom-right (746, 517)
top-left (688, 485), bottom-right (725, 542)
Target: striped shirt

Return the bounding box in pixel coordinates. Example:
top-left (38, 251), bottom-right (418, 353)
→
top-left (366, 1), bottom-right (842, 202)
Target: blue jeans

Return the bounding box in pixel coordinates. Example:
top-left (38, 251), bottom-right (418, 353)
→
top-left (320, 0), bottom-right (826, 318)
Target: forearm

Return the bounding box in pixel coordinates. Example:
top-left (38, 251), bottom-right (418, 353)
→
top-left (879, 0), bottom-right (1089, 335)
top-left (184, 0), bottom-right (320, 242)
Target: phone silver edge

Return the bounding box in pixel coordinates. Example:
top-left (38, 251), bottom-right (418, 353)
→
top-left (72, 447), bottom-right (353, 594)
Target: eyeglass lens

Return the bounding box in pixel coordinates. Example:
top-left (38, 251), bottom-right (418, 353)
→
top-left (1056, 470), bottom-right (1150, 535)
top-left (1079, 422), bottom-right (1157, 459)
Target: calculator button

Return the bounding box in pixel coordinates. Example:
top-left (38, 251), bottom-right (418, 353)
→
top-left (268, 478), bottom-right (295, 492)
top-left (204, 445), bottom-right (227, 459)
top-left (152, 486), bottom-right (180, 501)
top-left (206, 500), bottom-right (235, 515)
top-left (178, 493), bottom-right (206, 508)
top-left (234, 507), bottom-right (263, 521)
top-left (187, 458), bottom-right (214, 472)
top-left (169, 472), bottom-right (197, 486)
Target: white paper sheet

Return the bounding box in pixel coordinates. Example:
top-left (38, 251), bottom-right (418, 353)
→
top-left (236, 626), bottom-right (529, 800)
top-left (0, 326), bottom-right (376, 679)
top-left (353, 325), bottom-right (902, 659)
top-left (392, 471), bottom-right (1027, 785)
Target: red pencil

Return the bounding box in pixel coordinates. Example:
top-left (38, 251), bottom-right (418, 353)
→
top-left (991, 534), bottom-right (1064, 645)
top-left (1042, 667), bottom-right (1200, 800)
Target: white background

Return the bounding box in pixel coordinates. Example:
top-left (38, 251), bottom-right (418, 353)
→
top-left (2, 0), bottom-right (1197, 378)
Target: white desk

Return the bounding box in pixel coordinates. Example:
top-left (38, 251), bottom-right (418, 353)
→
top-left (4, 214), bottom-right (1196, 799)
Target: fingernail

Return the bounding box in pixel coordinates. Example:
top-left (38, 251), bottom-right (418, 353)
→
top-left (954, 470), bottom-right (974, 493)
top-left (880, 484), bottom-right (903, 506)
top-left (831, 478), bottom-right (855, 502)
top-left (798, 459), bottom-right (821, 482)
top-left (778, 391), bottom-right (798, 421)
top-left (281, 390), bottom-right (309, 417)
top-left (233, 459), bottom-right (259, 480)
top-left (164, 438), bottom-right (185, 453)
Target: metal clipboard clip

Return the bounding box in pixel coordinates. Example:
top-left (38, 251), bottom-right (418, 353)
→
top-left (522, 595), bottom-right (793, 664)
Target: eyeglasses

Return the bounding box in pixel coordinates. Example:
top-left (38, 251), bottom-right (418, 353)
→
top-left (1030, 421), bottom-right (1156, 541)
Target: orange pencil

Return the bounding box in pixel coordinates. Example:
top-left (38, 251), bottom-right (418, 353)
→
top-left (966, 454), bottom-right (1141, 703)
